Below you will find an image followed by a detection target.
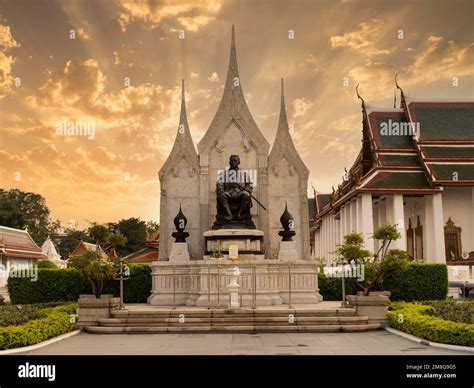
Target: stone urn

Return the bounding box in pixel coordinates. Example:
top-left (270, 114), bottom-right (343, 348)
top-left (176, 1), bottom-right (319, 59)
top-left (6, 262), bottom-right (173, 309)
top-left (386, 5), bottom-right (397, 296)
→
top-left (76, 294), bottom-right (121, 329)
top-left (346, 291), bottom-right (391, 327)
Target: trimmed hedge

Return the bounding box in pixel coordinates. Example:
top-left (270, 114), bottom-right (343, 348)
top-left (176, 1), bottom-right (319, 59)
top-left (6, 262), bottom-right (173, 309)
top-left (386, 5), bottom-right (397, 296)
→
top-left (389, 302), bottom-right (474, 347)
top-left (7, 265), bottom-right (151, 304)
top-left (0, 303), bottom-right (78, 350)
top-left (317, 273), bottom-right (358, 301)
top-left (103, 265), bottom-right (152, 303)
top-left (382, 263), bottom-right (448, 301)
top-left (7, 268), bottom-right (89, 304)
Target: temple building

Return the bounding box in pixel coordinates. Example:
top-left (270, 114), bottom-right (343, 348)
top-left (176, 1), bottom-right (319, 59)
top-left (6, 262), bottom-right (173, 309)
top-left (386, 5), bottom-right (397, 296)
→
top-left (70, 241), bottom-right (108, 259)
top-left (311, 82), bottom-right (474, 265)
top-left (0, 226), bottom-right (46, 300)
top-left (123, 229), bottom-right (160, 264)
top-left (41, 235), bottom-right (67, 268)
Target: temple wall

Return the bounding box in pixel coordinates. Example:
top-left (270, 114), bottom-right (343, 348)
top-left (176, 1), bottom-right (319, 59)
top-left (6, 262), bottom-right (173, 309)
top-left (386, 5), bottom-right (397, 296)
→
top-left (267, 157), bottom-right (309, 259)
top-left (160, 158), bottom-right (200, 260)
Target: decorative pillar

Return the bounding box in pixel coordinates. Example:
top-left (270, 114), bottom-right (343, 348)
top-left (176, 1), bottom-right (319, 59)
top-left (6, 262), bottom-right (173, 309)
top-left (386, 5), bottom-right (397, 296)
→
top-left (424, 193), bottom-right (446, 262)
top-left (351, 199), bottom-right (357, 233)
top-left (386, 194), bottom-right (407, 251)
top-left (345, 203), bottom-right (351, 237)
top-left (360, 193), bottom-right (374, 253)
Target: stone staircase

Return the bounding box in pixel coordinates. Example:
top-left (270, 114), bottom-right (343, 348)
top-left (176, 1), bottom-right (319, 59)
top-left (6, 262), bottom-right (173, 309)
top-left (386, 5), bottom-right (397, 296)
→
top-left (84, 307), bottom-right (381, 334)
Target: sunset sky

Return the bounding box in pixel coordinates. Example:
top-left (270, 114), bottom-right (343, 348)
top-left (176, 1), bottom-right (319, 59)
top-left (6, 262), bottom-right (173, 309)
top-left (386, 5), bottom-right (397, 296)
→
top-left (0, 0), bottom-right (473, 229)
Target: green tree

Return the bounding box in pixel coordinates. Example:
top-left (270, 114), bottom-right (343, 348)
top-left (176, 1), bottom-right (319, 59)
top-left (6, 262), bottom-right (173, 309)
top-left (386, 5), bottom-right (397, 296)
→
top-left (334, 224), bottom-right (410, 296)
top-left (87, 223), bottom-right (110, 246)
top-left (145, 221), bottom-right (159, 237)
top-left (57, 229), bottom-right (88, 259)
top-left (115, 218), bottom-right (148, 256)
top-left (36, 260), bottom-right (58, 269)
top-left (0, 189), bottom-right (59, 243)
top-left (69, 251), bottom-right (115, 298)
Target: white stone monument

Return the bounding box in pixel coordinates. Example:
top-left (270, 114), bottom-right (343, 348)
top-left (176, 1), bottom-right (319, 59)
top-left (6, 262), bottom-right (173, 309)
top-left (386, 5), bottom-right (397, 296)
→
top-left (148, 26), bottom-right (322, 307)
top-left (227, 266), bottom-right (241, 309)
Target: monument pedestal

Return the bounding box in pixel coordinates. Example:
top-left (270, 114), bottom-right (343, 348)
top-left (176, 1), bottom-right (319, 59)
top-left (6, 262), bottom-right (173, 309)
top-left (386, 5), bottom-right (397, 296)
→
top-left (169, 242), bottom-right (190, 262)
top-left (148, 259), bottom-right (322, 307)
top-left (203, 229), bottom-right (264, 260)
top-left (277, 241), bottom-right (298, 261)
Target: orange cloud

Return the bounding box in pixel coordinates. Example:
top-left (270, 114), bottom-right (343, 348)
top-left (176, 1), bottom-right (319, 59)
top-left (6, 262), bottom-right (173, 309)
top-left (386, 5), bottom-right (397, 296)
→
top-left (0, 24), bottom-right (20, 98)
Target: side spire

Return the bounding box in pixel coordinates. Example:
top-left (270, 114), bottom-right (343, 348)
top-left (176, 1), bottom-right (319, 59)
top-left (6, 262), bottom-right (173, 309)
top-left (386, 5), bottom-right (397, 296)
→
top-left (277, 78), bottom-right (290, 136)
top-left (179, 79), bottom-right (189, 132)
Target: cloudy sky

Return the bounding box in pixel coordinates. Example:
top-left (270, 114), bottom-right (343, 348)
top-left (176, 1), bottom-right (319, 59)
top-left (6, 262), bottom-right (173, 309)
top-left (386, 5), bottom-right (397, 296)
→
top-left (0, 0), bottom-right (473, 229)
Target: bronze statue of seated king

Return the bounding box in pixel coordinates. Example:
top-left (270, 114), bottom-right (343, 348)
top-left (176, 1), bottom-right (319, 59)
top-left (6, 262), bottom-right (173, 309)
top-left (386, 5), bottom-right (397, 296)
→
top-left (212, 155), bottom-right (256, 229)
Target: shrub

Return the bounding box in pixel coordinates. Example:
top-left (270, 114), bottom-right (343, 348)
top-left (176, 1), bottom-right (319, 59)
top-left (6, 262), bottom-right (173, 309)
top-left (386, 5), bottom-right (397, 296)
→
top-left (382, 263), bottom-right (448, 301)
top-left (0, 303), bottom-right (78, 350)
top-left (103, 265), bottom-right (152, 303)
top-left (0, 302), bottom-right (69, 327)
top-left (36, 260), bottom-right (58, 269)
top-left (7, 265), bottom-right (152, 304)
top-left (7, 268), bottom-right (89, 304)
top-left (318, 273), bottom-right (358, 301)
top-left (424, 300), bottom-right (474, 324)
top-left (389, 301), bottom-right (474, 347)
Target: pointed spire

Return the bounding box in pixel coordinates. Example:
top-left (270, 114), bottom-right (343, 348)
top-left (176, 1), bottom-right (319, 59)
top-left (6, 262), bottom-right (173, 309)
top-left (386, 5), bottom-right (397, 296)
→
top-left (224, 24), bottom-right (240, 93)
top-left (277, 78), bottom-right (290, 136)
top-left (178, 79), bottom-right (189, 133)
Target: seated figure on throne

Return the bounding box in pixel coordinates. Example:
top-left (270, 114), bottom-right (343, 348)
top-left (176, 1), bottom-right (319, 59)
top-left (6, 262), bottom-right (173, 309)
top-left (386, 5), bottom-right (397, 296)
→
top-left (213, 155), bottom-right (256, 229)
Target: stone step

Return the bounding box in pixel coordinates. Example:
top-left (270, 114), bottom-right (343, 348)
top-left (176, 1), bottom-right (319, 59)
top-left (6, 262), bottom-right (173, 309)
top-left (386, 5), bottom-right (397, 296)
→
top-left (110, 308), bottom-right (356, 319)
top-left (341, 323), bottom-right (381, 332)
top-left (99, 315), bottom-right (369, 327)
top-left (85, 324), bottom-right (380, 334)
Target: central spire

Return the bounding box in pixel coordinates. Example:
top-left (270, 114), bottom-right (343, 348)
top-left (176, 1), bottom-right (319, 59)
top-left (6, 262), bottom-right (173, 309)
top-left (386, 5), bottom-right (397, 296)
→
top-left (197, 25), bottom-right (270, 154)
top-left (224, 24), bottom-right (241, 93)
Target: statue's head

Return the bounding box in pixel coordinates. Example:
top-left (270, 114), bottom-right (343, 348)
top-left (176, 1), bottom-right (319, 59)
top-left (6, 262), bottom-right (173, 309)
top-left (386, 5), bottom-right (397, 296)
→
top-left (229, 155), bottom-right (240, 169)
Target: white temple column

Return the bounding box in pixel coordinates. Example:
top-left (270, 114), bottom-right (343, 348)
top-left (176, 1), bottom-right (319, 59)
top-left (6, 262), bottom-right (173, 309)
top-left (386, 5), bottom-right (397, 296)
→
top-left (345, 203), bottom-right (351, 236)
top-left (322, 217), bottom-right (327, 260)
top-left (356, 195), bottom-right (363, 232)
top-left (424, 193), bottom-right (446, 263)
top-left (360, 193), bottom-right (375, 253)
top-left (327, 216), bottom-right (332, 262)
top-left (339, 211), bottom-right (345, 244)
top-left (386, 194), bottom-right (407, 251)
top-left (378, 196), bottom-right (386, 227)
top-left (373, 200), bottom-right (380, 252)
top-left (351, 199), bottom-right (357, 233)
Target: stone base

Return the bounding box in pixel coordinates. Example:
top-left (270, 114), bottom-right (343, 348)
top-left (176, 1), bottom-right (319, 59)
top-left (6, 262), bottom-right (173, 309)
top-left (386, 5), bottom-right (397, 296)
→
top-left (169, 242), bottom-right (190, 262)
top-left (278, 241), bottom-right (298, 261)
top-left (76, 294), bottom-right (120, 329)
top-left (148, 259), bottom-right (322, 307)
top-left (346, 293), bottom-right (390, 327)
top-left (203, 229), bottom-right (264, 260)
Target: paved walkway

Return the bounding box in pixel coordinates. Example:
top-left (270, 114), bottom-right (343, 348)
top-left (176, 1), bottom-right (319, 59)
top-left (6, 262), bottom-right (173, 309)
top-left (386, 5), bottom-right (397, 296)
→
top-left (17, 331), bottom-right (471, 355)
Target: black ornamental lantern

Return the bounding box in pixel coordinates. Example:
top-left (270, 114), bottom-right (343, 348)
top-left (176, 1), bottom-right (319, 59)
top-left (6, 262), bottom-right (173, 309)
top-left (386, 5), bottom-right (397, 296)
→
top-left (278, 202), bottom-right (296, 241)
top-left (172, 204), bottom-right (189, 243)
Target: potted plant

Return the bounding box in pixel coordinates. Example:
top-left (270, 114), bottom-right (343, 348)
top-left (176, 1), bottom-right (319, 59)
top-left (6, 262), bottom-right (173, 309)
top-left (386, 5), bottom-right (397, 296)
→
top-left (69, 248), bottom-right (120, 328)
top-left (335, 225), bottom-right (410, 326)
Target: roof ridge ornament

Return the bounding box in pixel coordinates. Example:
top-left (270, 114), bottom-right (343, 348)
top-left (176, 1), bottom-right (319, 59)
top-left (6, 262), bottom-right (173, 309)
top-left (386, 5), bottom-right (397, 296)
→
top-left (355, 84), bottom-right (366, 112)
top-left (395, 73), bottom-right (406, 109)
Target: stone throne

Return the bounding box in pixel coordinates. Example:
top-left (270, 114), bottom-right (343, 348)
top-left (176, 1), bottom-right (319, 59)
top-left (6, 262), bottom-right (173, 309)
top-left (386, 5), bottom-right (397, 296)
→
top-left (213, 201), bottom-right (255, 229)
